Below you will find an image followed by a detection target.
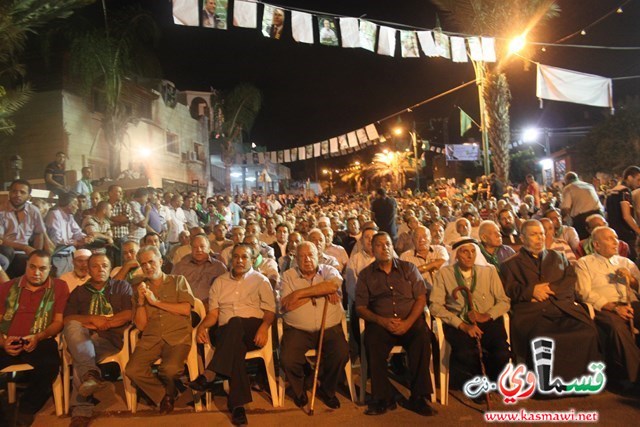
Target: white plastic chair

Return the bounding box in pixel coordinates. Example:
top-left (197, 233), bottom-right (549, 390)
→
top-left (277, 315), bottom-right (356, 407)
top-left (434, 313), bottom-right (510, 405)
top-left (1, 335), bottom-right (64, 416)
top-left (129, 298), bottom-right (206, 413)
top-left (359, 311), bottom-right (436, 405)
top-left (62, 325), bottom-right (135, 414)
top-left (202, 324), bottom-right (280, 410)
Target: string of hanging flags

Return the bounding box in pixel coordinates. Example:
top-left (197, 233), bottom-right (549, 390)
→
top-left (234, 123), bottom-right (384, 165)
top-left (172, 0), bottom-right (497, 62)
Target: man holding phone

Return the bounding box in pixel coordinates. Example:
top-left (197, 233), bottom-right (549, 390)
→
top-left (0, 250), bottom-right (69, 426)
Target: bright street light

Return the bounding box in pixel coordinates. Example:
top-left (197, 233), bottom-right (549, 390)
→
top-left (539, 158), bottom-right (553, 170)
top-left (522, 127), bottom-right (540, 143)
top-left (509, 34), bottom-right (527, 54)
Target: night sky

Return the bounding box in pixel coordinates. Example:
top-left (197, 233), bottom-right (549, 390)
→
top-left (83, 1), bottom-right (640, 171)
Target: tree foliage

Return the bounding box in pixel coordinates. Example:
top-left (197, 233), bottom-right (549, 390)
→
top-left (431, 0), bottom-right (560, 182)
top-left (361, 151), bottom-right (415, 191)
top-left (68, 5), bottom-right (160, 177)
top-left (575, 97), bottom-right (640, 176)
top-left (0, 0), bottom-right (92, 134)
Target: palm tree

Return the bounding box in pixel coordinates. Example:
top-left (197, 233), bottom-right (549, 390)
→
top-left (431, 0), bottom-right (560, 182)
top-left (219, 83), bottom-right (262, 194)
top-left (0, 0), bottom-right (92, 135)
top-left (364, 151), bottom-right (415, 191)
top-left (68, 4), bottom-right (160, 178)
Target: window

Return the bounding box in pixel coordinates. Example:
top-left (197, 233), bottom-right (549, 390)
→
top-left (166, 132), bottom-right (179, 154)
top-left (194, 142), bottom-right (205, 162)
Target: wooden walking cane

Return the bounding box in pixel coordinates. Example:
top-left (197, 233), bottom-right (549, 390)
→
top-left (622, 274), bottom-right (639, 335)
top-left (309, 296), bottom-right (330, 416)
top-left (453, 286), bottom-right (491, 411)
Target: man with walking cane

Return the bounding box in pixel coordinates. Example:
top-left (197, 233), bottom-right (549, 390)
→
top-left (280, 242), bottom-right (348, 411)
top-left (430, 238), bottom-right (511, 405)
top-left (356, 232), bottom-right (436, 417)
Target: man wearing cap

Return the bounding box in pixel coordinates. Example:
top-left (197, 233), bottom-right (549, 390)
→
top-left (63, 253), bottom-right (133, 427)
top-left (60, 249), bottom-right (92, 293)
top-left (431, 238), bottom-right (510, 387)
top-left (356, 232), bottom-right (435, 417)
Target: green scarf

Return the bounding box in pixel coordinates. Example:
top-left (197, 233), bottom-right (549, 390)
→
top-left (479, 244), bottom-right (501, 272)
top-left (253, 253), bottom-right (263, 269)
top-left (453, 264), bottom-right (477, 324)
top-left (85, 283), bottom-right (114, 316)
top-left (0, 277), bottom-right (56, 335)
top-left (582, 237), bottom-right (594, 256)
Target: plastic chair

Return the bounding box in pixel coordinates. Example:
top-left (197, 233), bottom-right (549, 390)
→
top-left (202, 324), bottom-right (279, 410)
top-left (129, 298), bottom-right (206, 413)
top-left (277, 314), bottom-right (356, 407)
top-left (359, 310), bottom-right (436, 405)
top-left (1, 335), bottom-right (64, 416)
top-left (434, 313), bottom-right (510, 405)
top-left (62, 325), bottom-right (135, 414)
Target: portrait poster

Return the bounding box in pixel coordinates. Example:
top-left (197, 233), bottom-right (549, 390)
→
top-left (400, 31), bottom-right (420, 58)
top-left (321, 140), bottom-right (329, 155)
top-left (306, 144), bottom-right (314, 159)
top-left (318, 16), bottom-right (339, 46)
top-left (201, 0), bottom-right (228, 29)
top-left (356, 128), bottom-right (369, 144)
top-left (359, 20), bottom-right (377, 52)
top-left (290, 147), bottom-right (298, 162)
top-left (277, 150), bottom-right (284, 163)
top-left (338, 135), bottom-right (349, 152)
top-left (262, 4), bottom-right (285, 39)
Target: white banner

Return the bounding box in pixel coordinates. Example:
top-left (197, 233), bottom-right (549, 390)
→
top-left (359, 20), bottom-right (377, 52)
top-left (417, 31), bottom-right (438, 57)
top-left (377, 26), bottom-right (396, 57)
top-left (450, 36), bottom-right (467, 63)
top-left (291, 11), bottom-right (313, 44)
top-left (536, 64), bottom-right (613, 109)
top-left (172, 0), bottom-right (198, 26)
top-left (339, 17), bottom-right (359, 48)
top-left (481, 37), bottom-right (496, 62)
top-left (233, 0), bottom-right (257, 28)
top-left (467, 37), bottom-right (483, 61)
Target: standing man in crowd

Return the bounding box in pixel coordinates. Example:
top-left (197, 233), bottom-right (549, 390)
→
top-left (73, 167), bottom-right (94, 201)
top-left (44, 152), bottom-right (68, 196)
top-left (126, 246), bottom-right (195, 414)
top-left (107, 186), bottom-right (133, 265)
top-left (561, 172), bottom-right (603, 239)
top-left (371, 188), bottom-right (398, 244)
top-left (356, 232), bottom-right (435, 417)
top-left (605, 166), bottom-right (640, 260)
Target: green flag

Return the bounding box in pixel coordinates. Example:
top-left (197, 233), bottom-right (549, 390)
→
top-left (460, 108), bottom-right (473, 136)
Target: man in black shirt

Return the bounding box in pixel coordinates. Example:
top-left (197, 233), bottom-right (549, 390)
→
top-left (370, 188), bottom-right (398, 243)
top-left (605, 165), bottom-right (640, 260)
top-left (356, 232), bottom-right (435, 417)
top-left (44, 152), bottom-right (68, 196)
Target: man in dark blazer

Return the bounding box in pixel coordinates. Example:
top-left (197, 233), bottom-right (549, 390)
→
top-left (270, 223), bottom-right (289, 270)
top-left (501, 220), bottom-right (601, 386)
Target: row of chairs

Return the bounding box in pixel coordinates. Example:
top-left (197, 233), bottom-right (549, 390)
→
top-left (1, 300), bottom-right (511, 416)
